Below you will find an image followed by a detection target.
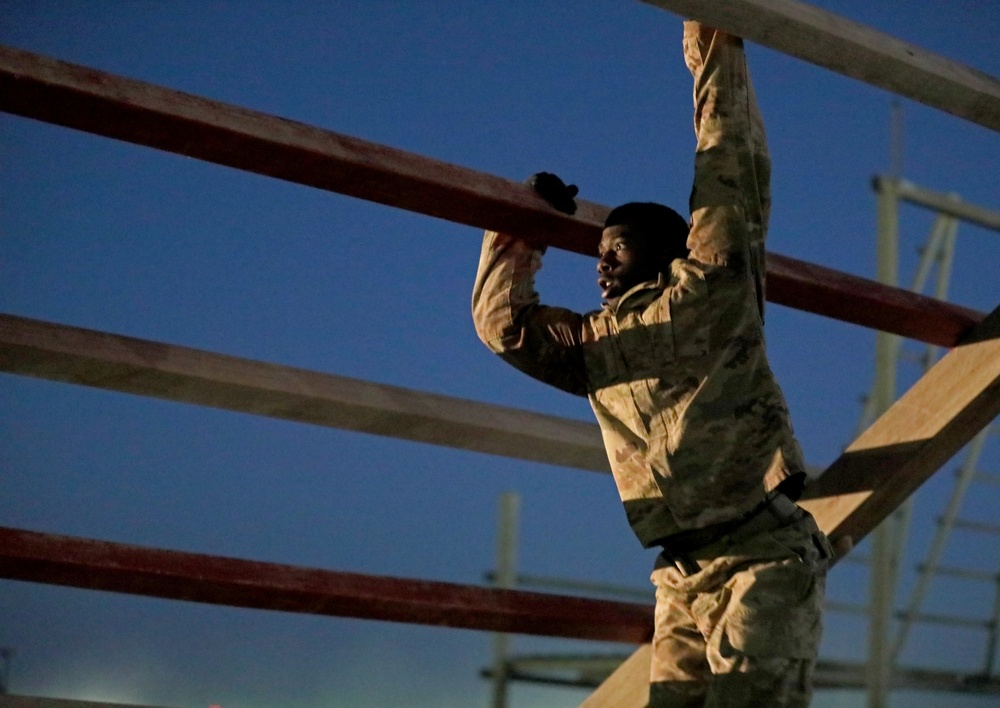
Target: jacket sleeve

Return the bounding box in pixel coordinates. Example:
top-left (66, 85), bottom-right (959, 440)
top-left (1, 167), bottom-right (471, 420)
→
top-left (683, 21), bottom-right (771, 321)
top-left (472, 230), bottom-right (588, 397)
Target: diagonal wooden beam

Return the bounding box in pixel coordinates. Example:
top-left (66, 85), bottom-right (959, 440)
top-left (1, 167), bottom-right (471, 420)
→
top-left (798, 303), bottom-right (1000, 547)
top-left (0, 526), bottom-right (654, 643)
top-left (0, 313), bottom-right (609, 472)
top-left (578, 644), bottom-right (651, 707)
top-left (641, 0), bottom-right (1000, 133)
top-left (0, 46), bottom-right (984, 346)
top-left (582, 304), bottom-right (1000, 706)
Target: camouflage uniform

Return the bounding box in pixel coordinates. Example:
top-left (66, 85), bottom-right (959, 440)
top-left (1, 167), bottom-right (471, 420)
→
top-left (472, 21), bottom-right (829, 706)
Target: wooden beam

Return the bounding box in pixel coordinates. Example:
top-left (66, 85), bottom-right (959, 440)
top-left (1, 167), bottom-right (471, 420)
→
top-left (764, 253), bottom-right (980, 347)
top-left (0, 312), bottom-right (609, 472)
top-left (641, 0), bottom-right (1000, 133)
top-left (0, 46), bottom-right (984, 346)
top-left (582, 305), bottom-right (1000, 706)
top-left (0, 526), bottom-right (654, 644)
top-left (799, 303), bottom-right (1000, 547)
top-left (578, 644), bottom-right (650, 708)
top-left (0, 44), bottom-right (600, 254)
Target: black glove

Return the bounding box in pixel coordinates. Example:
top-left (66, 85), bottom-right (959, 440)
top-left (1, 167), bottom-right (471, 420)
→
top-left (526, 172), bottom-right (578, 215)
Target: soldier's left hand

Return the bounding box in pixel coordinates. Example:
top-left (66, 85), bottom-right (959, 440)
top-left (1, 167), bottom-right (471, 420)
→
top-left (526, 172), bottom-right (579, 215)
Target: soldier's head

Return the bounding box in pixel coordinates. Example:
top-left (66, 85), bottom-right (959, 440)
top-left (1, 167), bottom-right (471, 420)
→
top-left (597, 202), bottom-right (689, 306)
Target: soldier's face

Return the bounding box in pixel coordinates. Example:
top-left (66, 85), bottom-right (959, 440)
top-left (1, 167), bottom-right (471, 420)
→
top-left (597, 225), bottom-right (662, 306)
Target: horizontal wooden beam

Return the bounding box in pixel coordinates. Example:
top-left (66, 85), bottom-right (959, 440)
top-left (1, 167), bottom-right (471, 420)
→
top-left (800, 303), bottom-right (1000, 546)
top-left (0, 313), bottom-right (609, 472)
top-left (0, 46), bottom-right (984, 346)
top-left (764, 252), bottom-right (980, 346)
top-left (0, 526), bottom-right (654, 644)
top-left (642, 0), bottom-right (1000, 133)
top-left (0, 44), bottom-right (600, 254)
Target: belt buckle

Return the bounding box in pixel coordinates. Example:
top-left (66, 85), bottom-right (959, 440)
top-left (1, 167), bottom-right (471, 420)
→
top-left (662, 547), bottom-right (701, 577)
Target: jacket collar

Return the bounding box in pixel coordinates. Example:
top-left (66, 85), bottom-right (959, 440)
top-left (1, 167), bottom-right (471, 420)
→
top-left (602, 272), bottom-right (668, 315)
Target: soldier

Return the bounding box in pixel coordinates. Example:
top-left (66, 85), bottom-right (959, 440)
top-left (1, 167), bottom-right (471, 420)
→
top-left (472, 20), bottom-right (833, 707)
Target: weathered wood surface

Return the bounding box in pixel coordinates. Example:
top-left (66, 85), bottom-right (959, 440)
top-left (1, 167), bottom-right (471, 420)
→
top-left (642, 0), bottom-right (1000, 133)
top-left (800, 304), bottom-right (1000, 546)
top-left (578, 644), bottom-right (651, 708)
top-left (0, 313), bottom-right (608, 472)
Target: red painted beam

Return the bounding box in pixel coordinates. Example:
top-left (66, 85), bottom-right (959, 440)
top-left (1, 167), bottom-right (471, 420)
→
top-left (0, 526), bottom-right (654, 643)
top-left (0, 44), bottom-right (596, 253)
top-left (0, 45), bottom-right (984, 346)
top-left (766, 253), bottom-right (982, 346)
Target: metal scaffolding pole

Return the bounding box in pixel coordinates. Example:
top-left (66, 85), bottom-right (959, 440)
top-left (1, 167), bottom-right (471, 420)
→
top-left (892, 432), bottom-right (990, 661)
top-left (861, 176), bottom-right (1000, 706)
top-left (491, 492), bottom-right (520, 708)
top-left (868, 175), bottom-right (900, 708)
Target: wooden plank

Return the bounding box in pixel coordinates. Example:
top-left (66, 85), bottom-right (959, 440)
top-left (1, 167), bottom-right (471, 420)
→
top-left (641, 0), bottom-right (1000, 133)
top-left (578, 644), bottom-right (650, 708)
top-left (0, 44), bottom-right (600, 254)
top-left (0, 46), bottom-right (984, 347)
top-left (799, 303), bottom-right (1000, 547)
top-left (0, 526), bottom-right (654, 644)
top-left (765, 253), bottom-right (980, 347)
top-left (0, 312), bottom-right (609, 472)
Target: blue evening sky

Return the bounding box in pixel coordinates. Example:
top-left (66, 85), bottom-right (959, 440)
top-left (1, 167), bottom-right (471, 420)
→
top-left (2, 2), bottom-right (999, 706)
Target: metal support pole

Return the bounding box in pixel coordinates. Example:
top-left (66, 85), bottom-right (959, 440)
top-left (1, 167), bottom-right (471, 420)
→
top-left (892, 432), bottom-right (989, 660)
top-left (891, 179), bottom-right (1000, 233)
top-left (880, 215), bottom-right (959, 623)
top-left (0, 648), bottom-right (12, 695)
top-left (923, 220), bottom-right (958, 368)
top-left (984, 558), bottom-right (1000, 676)
top-left (862, 174), bottom-right (995, 697)
top-left (868, 176), bottom-right (900, 708)
top-left (491, 492), bottom-right (520, 708)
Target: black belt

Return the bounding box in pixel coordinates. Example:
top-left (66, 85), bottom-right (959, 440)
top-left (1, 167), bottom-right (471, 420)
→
top-left (656, 493), bottom-right (805, 577)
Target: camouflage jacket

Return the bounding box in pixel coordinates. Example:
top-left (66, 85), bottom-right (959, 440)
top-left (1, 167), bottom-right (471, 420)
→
top-left (472, 22), bottom-right (806, 548)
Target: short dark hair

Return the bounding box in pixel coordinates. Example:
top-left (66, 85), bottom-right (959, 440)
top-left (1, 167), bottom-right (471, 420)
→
top-left (604, 202), bottom-right (690, 262)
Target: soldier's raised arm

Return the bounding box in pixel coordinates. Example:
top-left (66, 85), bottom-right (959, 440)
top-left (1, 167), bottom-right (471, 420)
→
top-left (471, 173), bottom-right (589, 397)
top-left (684, 21), bottom-right (771, 320)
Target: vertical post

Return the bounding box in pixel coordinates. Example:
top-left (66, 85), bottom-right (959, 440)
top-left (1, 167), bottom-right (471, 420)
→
top-left (889, 101), bottom-right (904, 179)
top-left (983, 560), bottom-right (1000, 676)
top-left (868, 175), bottom-right (900, 708)
top-left (491, 492), bottom-right (520, 708)
top-left (924, 218), bottom-right (958, 367)
top-left (0, 648), bottom-right (13, 695)
top-left (878, 207), bottom-right (961, 666)
top-left (892, 432), bottom-right (988, 660)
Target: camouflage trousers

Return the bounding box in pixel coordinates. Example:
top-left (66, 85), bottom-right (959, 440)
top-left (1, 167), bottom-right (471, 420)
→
top-left (648, 513), bottom-right (831, 707)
